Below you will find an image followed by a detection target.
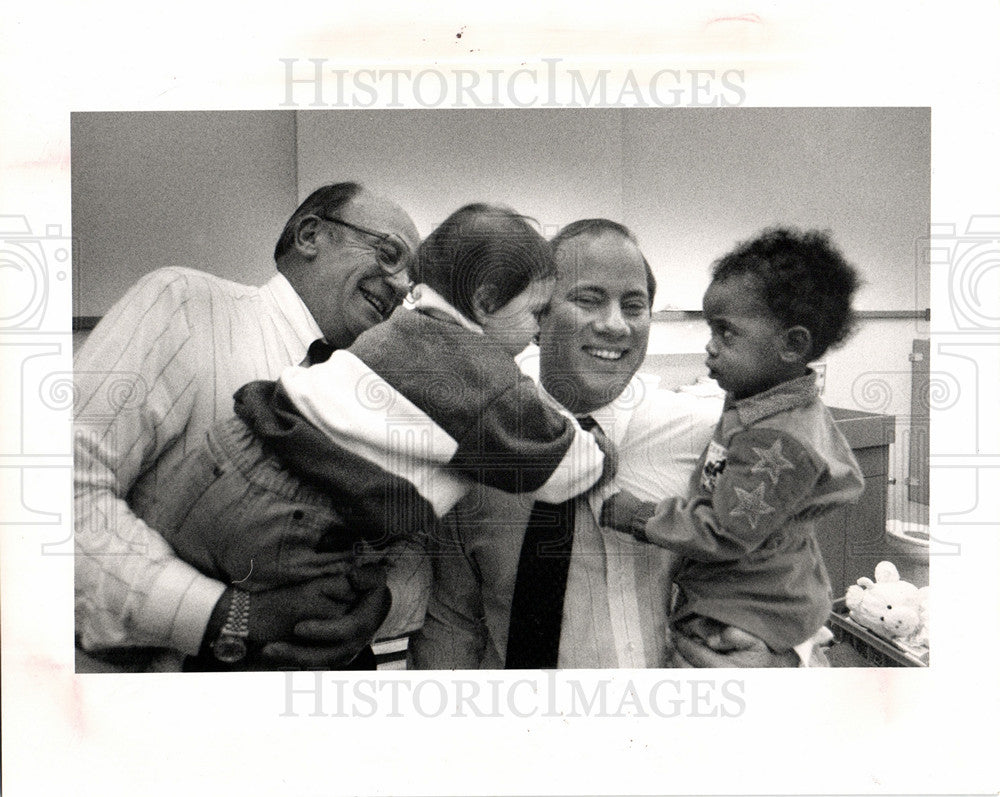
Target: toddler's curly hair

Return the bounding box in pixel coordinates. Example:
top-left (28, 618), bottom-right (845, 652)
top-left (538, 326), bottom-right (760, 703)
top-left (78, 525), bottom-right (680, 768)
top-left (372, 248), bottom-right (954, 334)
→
top-left (711, 227), bottom-right (861, 359)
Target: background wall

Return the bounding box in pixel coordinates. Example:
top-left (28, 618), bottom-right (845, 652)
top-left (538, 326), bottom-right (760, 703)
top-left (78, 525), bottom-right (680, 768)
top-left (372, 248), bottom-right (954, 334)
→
top-left (71, 111), bottom-right (298, 317)
top-left (297, 107), bottom-right (930, 311)
top-left (72, 108), bottom-right (929, 316)
top-left (295, 109), bottom-right (625, 245)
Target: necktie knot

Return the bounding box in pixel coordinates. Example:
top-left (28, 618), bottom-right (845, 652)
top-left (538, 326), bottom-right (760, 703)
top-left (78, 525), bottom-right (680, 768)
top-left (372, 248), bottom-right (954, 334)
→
top-left (577, 415), bottom-right (598, 432)
top-left (306, 338), bottom-right (336, 366)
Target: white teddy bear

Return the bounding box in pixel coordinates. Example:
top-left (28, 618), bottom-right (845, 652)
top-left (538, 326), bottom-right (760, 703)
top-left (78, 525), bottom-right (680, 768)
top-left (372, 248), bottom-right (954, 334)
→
top-left (844, 561), bottom-right (929, 647)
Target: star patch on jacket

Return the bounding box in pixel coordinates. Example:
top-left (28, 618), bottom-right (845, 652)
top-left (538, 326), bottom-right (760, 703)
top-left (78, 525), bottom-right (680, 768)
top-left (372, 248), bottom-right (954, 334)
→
top-left (729, 482), bottom-right (775, 530)
top-left (749, 438), bottom-right (795, 485)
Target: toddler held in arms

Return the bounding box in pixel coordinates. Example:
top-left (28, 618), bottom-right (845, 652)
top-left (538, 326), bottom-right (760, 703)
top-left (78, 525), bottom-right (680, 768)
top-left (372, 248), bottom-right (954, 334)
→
top-left (142, 204), bottom-right (612, 600)
top-left (601, 227), bottom-right (864, 665)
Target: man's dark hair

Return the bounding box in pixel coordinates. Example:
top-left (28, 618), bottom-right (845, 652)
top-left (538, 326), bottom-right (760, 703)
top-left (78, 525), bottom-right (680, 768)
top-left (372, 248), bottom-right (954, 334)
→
top-left (273, 182), bottom-right (363, 261)
top-left (711, 226), bottom-right (861, 359)
top-left (549, 219), bottom-right (657, 306)
top-left (409, 203), bottom-right (556, 321)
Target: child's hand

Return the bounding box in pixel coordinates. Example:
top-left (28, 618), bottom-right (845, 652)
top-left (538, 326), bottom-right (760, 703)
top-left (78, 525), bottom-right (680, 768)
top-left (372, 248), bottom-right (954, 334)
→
top-left (599, 491), bottom-right (622, 529)
top-left (599, 489), bottom-right (652, 541)
top-left (669, 617), bottom-right (799, 667)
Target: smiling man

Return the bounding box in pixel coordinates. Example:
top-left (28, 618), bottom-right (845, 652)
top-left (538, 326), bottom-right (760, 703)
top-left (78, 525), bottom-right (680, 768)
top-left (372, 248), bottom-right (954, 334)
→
top-left (274, 186), bottom-right (417, 348)
top-left (539, 221), bottom-right (658, 414)
top-left (75, 182), bottom-right (429, 672)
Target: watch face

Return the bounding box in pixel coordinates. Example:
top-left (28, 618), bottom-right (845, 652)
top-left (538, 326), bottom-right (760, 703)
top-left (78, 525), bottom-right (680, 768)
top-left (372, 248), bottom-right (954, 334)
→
top-left (212, 635), bottom-right (248, 664)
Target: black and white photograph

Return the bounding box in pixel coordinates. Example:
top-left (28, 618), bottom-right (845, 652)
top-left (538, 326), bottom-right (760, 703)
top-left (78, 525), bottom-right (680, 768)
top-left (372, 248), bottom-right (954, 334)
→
top-left (70, 107), bottom-right (932, 675)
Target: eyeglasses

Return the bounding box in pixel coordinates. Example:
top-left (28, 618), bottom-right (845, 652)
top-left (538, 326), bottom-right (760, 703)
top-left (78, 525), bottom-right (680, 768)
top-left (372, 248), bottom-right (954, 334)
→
top-left (320, 215), bottom-right (411, 275)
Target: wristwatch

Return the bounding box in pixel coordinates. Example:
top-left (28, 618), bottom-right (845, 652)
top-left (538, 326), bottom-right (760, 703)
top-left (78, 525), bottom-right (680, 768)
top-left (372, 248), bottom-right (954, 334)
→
top-left (211, 588), bottom-right (251, 663)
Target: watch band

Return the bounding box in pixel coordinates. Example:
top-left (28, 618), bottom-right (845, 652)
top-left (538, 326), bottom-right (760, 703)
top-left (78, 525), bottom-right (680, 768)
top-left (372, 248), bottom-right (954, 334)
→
top-left (211, 588), bottom-right (251, 663)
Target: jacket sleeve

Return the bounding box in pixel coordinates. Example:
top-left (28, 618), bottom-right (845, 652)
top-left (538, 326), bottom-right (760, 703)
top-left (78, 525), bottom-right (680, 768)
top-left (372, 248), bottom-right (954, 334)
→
top-left (642, 428), bottom-right (825, 562)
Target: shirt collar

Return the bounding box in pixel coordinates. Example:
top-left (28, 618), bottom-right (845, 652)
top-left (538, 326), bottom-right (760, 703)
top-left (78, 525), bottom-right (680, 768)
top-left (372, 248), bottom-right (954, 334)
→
top-left (591, 372), bottom-right (660, 447)
top-left (728, 369), bottom-right (819, 427)
top-left (260, 272), bottom-right (323, 349)
top-left (404, 283), bottom-right (484, 335)
top-left (516, 344), bottom-right (660, 447)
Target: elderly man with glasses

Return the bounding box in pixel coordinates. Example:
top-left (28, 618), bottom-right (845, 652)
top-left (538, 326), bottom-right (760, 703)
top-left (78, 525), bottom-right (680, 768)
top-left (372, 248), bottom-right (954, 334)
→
top-left (75, 182), bottom-right (427, 672)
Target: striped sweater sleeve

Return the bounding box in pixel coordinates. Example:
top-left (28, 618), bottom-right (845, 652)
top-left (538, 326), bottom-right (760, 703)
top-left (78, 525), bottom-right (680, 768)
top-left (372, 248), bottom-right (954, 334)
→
top-left (74, 271), bottom-right (225, 655)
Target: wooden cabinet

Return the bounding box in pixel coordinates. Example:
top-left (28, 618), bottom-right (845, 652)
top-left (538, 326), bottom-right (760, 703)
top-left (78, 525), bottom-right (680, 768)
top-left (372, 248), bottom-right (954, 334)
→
top-left (816, 408), bottom-right (896, 597)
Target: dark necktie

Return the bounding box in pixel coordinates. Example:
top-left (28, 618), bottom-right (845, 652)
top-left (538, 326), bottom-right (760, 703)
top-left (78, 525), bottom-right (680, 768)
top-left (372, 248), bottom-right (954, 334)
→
top-left (305, 338), bottom-right (336, 366)
top-left (504, 415), bottom-right (598, 669)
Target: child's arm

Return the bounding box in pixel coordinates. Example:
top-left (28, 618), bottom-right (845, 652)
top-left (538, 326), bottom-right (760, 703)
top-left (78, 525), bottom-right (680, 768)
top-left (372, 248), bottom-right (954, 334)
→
top-left (528, 415), bottom-right (610, 504)
top-left (610, 428), bottom-right (829, 562)
top-left (279, 353), bottom-right (606, 503)
top-left (449, 378), bottom-right (607, 503)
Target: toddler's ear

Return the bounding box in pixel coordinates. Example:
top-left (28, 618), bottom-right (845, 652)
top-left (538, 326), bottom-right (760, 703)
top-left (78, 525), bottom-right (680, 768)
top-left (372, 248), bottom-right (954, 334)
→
top-left (779, 325), bottom-right (812, 363)
top-left (471, 284), bottom-right (500, 322)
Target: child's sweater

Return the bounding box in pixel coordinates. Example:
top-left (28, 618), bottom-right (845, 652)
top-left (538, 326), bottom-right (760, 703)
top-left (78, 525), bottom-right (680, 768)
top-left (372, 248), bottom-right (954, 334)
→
top-left (235, 284), bottom-right (604, 544)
